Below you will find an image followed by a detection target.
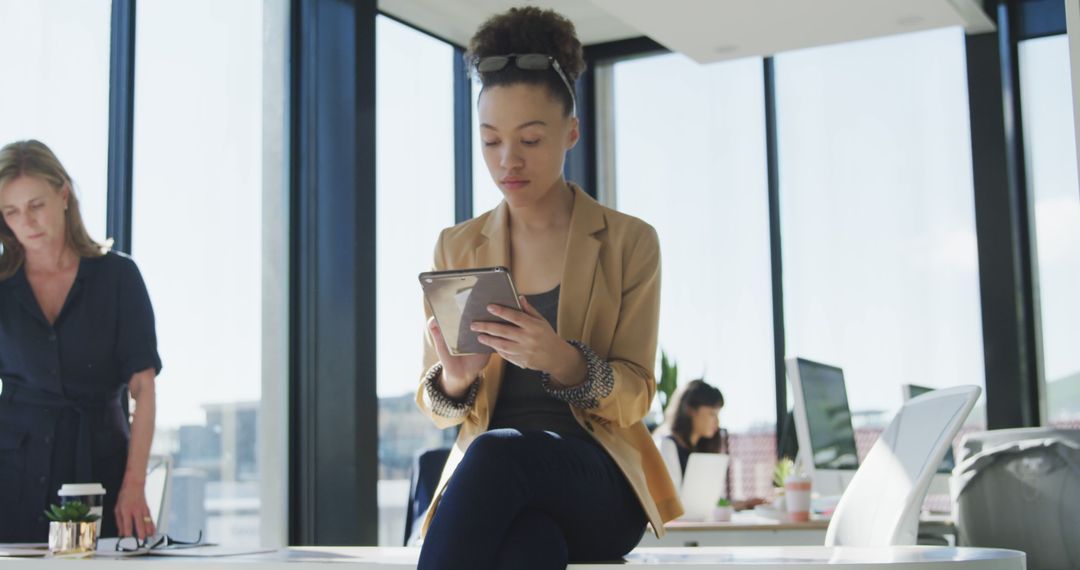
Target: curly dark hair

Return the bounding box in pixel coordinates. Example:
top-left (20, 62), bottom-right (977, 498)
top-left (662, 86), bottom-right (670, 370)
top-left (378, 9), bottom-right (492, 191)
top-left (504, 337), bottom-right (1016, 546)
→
top-left (466, 7), bottom-right (586, 116)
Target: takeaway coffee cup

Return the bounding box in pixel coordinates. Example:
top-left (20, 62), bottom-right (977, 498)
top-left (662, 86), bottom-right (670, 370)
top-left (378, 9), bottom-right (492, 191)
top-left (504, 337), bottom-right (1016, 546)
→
top-left (58, 483), bottom-right (107, 537)
top-left (784, 475), bottom-right (812, 523)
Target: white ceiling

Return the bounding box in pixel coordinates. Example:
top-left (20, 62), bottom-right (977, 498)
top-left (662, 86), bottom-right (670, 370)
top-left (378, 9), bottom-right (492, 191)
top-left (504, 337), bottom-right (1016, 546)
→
top-left (589, 0), bottom-right (995, 63)
top-left (378, 0), bottom-right (995, 62)
top-left (377, 0), bottom-right (641, 47)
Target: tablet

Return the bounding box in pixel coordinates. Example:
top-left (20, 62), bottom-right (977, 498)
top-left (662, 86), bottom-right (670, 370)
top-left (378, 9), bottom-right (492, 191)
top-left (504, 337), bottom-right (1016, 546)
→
top-left (419, 266), bottom-right (522, 355)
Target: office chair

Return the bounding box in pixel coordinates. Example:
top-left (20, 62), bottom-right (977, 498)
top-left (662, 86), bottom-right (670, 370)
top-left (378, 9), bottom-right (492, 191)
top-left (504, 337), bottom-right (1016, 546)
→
top-left (825, 385), bottom-right (980, 547)
top-left (403, 447), bottom-right (451, 546)
top-left (954, 427), bottom-right (1080, 570)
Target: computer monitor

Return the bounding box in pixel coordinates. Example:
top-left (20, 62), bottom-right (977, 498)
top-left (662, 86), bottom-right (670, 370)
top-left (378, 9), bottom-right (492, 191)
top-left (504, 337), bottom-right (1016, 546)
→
top-left (786, 357), bottom-right (860, 497)
top-left (902, 384), bottom-right (955, 498)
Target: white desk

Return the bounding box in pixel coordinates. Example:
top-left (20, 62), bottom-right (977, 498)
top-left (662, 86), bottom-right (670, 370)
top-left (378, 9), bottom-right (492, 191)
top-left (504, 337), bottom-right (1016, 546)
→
top-left (639, 513), bottom-right (957, 547)
top-left (640, 515), bottom-right (829, 547)
top-left (0, 546), bottom-right (1025, 569)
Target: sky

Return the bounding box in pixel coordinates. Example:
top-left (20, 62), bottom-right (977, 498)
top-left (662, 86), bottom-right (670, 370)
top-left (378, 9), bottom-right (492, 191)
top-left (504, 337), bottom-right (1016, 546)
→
top-left (1020, 35), bottom-right (1080, 394)
top-left (0, 0), bottom-right (264, 429)
top-left (612, 52), bottom-right (775, 431)
top-left (773, 27), bottom-right (987, 427)
top-left (128, 0), bottom-right (264, 429)
top-left (1, 4), bottom-right (1077, 436)
top-left (613, 27), bottom-right (985, 431)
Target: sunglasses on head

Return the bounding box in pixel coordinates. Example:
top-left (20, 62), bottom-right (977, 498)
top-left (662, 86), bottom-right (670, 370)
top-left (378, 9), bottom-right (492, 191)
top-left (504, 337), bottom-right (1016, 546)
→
top-left (475, 53), bottom-right (577, 116)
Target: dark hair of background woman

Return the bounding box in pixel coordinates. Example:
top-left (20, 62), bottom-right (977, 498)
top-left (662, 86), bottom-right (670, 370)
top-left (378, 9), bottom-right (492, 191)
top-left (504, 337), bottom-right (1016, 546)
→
top-left (466, 6), bottom-right (586, 117)
top-left (671, 379), bottom-right (725, 453)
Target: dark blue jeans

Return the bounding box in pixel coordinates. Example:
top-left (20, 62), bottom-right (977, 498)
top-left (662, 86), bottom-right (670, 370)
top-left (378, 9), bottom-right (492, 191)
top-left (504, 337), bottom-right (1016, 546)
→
top-left (417, 429), bottom-right (647, 570)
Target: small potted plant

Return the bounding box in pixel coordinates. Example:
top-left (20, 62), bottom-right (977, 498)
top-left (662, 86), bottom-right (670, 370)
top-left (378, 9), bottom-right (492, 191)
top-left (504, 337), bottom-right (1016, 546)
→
top-left (710, 497), bottom-right (734, 522)
top-left (772, 457), bottom-right (795, 489)
top-left (45, 501), bottom-right (100, 556)
top-left (769, 457), bottom-right (796, 513)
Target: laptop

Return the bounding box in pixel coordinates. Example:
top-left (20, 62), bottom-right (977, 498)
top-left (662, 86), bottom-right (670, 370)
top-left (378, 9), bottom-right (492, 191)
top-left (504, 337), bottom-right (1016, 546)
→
top-left (144, 455), bottom-right (173, 533)
top-left (678, 452), bottom-right (730, 521)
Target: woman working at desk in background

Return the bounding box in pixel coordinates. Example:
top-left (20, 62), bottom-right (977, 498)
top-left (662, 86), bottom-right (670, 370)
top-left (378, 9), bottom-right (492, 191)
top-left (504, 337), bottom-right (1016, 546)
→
top-left (414, 7), bottom-right (681, 569)
top-left (655, 379), bottom-right (766, 512)
top-left (0, 140), bottom-right (162, 542)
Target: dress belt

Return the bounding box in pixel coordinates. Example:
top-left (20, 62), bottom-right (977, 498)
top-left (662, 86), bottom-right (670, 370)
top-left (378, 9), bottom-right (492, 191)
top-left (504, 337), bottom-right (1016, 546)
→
top-left (0, 386), bottom-right (123, 484)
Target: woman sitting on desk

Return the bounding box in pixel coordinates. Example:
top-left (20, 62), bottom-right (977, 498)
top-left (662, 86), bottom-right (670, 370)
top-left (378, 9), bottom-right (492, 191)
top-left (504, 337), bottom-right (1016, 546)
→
top-left (414, 7), bottom-right (681, 569)
top-left (0, 140), bottom-right (162, 542)
top-left (655, 379), bottom-right (765, 511)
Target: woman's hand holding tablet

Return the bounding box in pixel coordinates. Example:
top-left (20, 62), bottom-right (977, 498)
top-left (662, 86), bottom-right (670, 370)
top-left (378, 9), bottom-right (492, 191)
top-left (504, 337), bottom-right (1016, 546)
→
top-left (426, 317), bottom-right (491, 399)
top-left (420, 267), bottom-right (522, 396)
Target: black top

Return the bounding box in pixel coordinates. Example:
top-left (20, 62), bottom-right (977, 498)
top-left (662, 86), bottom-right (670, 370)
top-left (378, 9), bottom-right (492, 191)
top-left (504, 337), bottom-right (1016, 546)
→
top-left (488, 286), bottom-right (591, 440)
top-left (0, 251), bottom-right (162, 399)
top-left (0, 251), bottom-right (162, 541)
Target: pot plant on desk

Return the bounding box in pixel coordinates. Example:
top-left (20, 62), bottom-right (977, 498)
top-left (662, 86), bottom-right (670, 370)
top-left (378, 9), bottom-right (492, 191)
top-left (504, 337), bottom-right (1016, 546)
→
top-left (710, 498), bottom-right (734, 522)
top-left (44, 501), bottom-right (100, 556)
top-left (755, 457), bottom-right (795, 518)
top-left (770, 457), bottom-right (812, 522)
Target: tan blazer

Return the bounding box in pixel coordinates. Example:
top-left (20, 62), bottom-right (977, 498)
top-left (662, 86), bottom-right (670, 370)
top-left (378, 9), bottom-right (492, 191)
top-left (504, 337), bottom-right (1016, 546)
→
top-left (415, 185), bottom-right (683, 538)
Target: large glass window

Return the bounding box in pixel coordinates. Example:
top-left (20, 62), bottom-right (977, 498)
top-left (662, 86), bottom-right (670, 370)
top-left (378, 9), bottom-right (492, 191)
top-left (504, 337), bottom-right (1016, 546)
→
top-left (375, 15), bottom-right (456, 546)
top-left (776, 27), bottom-right (986, 468)
top-left (1019, 35), bottom-right (1080, 427)
top-left (132, 0), bottom-right (265, 547)
top-left (612, 53), bottom-right (776, 501)
top-left (0, 0), bottom-right (110, 241)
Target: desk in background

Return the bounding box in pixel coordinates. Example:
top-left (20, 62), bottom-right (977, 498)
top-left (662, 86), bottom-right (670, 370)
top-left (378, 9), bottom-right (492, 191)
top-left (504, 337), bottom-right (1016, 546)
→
top-left (0, 546), bottom-right (1024, 569)
top-left (639, 512), bottom-right (956, 547)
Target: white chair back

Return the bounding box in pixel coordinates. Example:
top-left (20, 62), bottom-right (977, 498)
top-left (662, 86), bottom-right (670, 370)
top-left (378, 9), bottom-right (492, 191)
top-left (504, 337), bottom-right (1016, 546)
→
top-left (825, 385), bottom-right (980, 547)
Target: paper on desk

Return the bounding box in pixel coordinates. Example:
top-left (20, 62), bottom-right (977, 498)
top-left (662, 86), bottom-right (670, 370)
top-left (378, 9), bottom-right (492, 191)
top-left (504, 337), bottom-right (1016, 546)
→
top-left (94, 537), bottom-right (273, 558)
top-left (0, 543), bottom-right (49, 557)
top-left (148, 546), bottom-right (276, 557)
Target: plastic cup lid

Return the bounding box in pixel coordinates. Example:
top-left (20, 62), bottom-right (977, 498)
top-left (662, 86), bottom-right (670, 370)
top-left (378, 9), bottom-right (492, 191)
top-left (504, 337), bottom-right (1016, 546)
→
top-left (58, 483), bottom-right (107, 496)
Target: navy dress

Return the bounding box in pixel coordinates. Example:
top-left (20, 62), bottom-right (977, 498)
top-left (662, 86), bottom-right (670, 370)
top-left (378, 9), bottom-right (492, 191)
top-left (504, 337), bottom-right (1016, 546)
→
top-left (0, 251), bottom-right (162, 542)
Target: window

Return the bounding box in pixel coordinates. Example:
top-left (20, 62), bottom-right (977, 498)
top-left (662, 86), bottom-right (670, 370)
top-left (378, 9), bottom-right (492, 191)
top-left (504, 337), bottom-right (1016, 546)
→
top-left (776, 27), bottom-right (986, 465)
top-left (611, 53), bottom-right (776, 500)
top-left (1019, 35), bottom-right (1080, 427)
top-left (131, 0), bottom-right (266, 547)
top-left (375, 15), bottom-right (456, 546)
top-left (0, 0), bottom-right (110, 241)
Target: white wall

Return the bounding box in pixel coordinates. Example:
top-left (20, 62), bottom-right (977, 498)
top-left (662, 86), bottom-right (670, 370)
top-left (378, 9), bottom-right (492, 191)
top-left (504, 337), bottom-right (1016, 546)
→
top-left (261, 0), bottom-right (289, 549)
top-left (1069, 0), bottom-right (1080, 198)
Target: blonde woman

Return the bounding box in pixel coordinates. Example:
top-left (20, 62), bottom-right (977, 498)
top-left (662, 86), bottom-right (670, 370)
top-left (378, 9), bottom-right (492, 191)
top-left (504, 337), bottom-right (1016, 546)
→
top-left (0, 140), bottom-right (161, 542)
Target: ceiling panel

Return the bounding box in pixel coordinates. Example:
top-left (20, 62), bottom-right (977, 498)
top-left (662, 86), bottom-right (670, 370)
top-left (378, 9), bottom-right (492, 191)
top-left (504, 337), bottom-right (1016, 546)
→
top-left (378, 0), bottom-right (640, 47)
top-left (587, 0), bottom-right (995, 63)
top-left (378, 0), bottom-right (995, 63)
